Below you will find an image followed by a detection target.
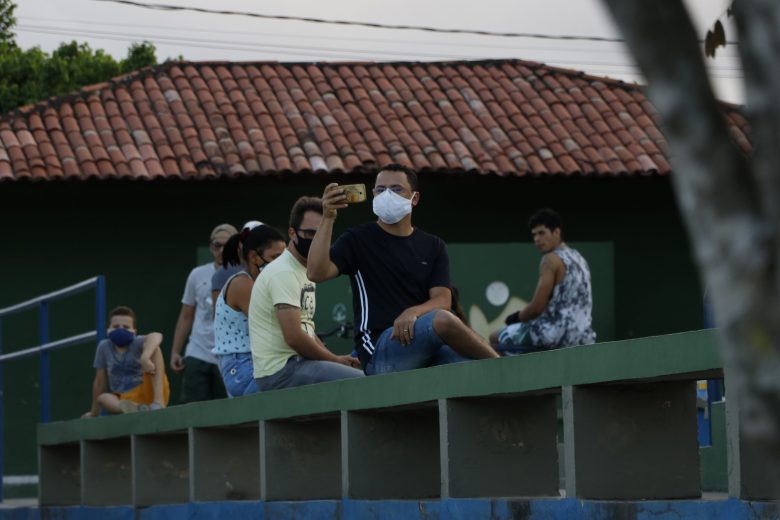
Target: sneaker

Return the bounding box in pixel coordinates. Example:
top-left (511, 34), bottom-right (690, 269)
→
top-left (118, 400), bottom-right (139, 414)
top-left (149, 403), bottom-right (163, 411)
top-left (137, 404), bottom-right (150, 412)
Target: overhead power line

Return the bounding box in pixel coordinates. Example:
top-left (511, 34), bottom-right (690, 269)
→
top-left (16, 24), bottom-right (746, 79)
top-left (18, 27), bottom-right (406, 61)
top-left (18, 25), bottom-right (473, 60)
top-left (18, 16), bottom-right (746, 59)
top-left (91, 0), bottom-right (739, 46)
top-left (15, 16), bottom-right (639, 56)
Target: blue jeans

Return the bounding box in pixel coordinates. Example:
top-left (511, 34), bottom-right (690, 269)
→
top-left (219, 352), bottom-right (259, 397)
top-left (365, 310), bottom-right (470, 375)
top-left (255, 355), bottom-right (364, 391)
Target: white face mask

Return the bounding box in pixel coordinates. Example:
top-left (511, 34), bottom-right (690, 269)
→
top-left (372, 190), bottom-right (415, 225)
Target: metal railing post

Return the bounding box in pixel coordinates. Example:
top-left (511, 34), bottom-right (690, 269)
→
top-left (95, 276), bottom-right (106, 343)
top-left (0, 276), bottom-right (105, 495)
top-left (39, 302), bottom-right (50, 424)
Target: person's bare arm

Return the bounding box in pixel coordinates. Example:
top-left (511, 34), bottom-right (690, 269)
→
top-left (83, 369), bottom-right (107, 418)
top-left (275, 305), bottom-right (359, 368)
top-left (150, 346), bottom-right (166, 406)
top-left (170, 304), bottom-right (195, 372)
top-left (140, 332), bottom-right (163, 374)
top-left (515, 253), bottom-right (561, 322)
top-left (211, 289), bottom-right (220, 318)
top-left (392, 286), bottom-right (452, 345)
top-left (307, 183), bottom-right (346, 283)
top-left (228, 276), bottom-right (253, 315)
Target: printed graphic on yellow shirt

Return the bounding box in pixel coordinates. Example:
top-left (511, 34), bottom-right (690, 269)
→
top-left (300, 283), bottom-right (316, 335)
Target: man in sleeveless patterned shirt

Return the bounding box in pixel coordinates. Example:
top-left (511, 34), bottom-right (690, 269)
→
top-left (491, 209), bottom-right (596, 353)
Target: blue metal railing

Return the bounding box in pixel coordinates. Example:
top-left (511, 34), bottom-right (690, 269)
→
top-left (0, 276), bottom-right (106, 502)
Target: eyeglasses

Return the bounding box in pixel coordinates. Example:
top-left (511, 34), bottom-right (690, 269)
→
top-left (372, 185), bottom-right (407, 195)
top-left (210, 240), bottom-right (226, 250)
top-left (295, 228), bottom-right (317, 239)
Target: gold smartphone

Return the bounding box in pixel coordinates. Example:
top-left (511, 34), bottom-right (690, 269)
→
top-left (341, 183), bottom-right (367, 203)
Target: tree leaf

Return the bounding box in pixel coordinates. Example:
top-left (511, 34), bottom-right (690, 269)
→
top-left (714, 20), bottom-right (726, 47)
top-left (704, 20), bottom-right (727, 58)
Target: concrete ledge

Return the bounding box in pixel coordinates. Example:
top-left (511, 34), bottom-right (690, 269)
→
top-left (440, 394), bottom-right (559, 498)
top-left (564, 381), bottom-right (701, 499)
top-left (81, 438), bottom-right (131, 506)
top-left (36, 329), bottom-right (760, 504)
top-left (132, 432), bottom-right (189, 506)
top-left (261, 414), bottom-right (341, 501)
top-left (344, 404), bottom-right (440, 499)
top-left (39, 330), bottom-right (723, 445)
top-left (38, 443), bottom-right (80, 506)
top-left (190, 424), bottom-right (260, 502)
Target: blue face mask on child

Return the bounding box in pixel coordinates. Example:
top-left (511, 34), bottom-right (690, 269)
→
top-left (108, 328), bottom-right (135, 347)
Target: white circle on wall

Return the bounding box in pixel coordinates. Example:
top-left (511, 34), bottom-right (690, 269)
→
top-left (486, 281), bottom-right (510, 306)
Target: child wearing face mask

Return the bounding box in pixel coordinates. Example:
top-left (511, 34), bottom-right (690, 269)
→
top-left (212, 225), bottom-right (287, 397)
top-left (82, 306), bottom-right (170, 417)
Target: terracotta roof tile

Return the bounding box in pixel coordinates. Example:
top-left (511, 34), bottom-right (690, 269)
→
top-left (0, 59), bottom-right (751, 181)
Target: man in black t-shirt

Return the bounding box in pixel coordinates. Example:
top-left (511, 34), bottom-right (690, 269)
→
top-left (307, 164), bottom-right (498, 375)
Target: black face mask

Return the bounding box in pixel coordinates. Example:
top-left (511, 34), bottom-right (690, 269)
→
top-left (295, 235), bottom-right (313, 259)
top-left (252, 253), bottom-right (270, 278)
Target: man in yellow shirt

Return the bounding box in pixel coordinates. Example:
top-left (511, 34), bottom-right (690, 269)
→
top-left (248, 196), bottom-right (363, 390)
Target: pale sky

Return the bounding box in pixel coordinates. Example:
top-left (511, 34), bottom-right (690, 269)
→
top-left (15, 0), bottom-right (743, 103)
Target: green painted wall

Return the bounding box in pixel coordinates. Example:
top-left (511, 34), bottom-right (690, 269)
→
top-left (0, 173), bottom-right (703, 475)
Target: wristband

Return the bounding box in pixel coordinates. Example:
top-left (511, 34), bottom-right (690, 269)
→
top-left (504, 312), bottom-right (521, 326)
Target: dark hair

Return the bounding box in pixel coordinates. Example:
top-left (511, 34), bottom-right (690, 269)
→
top-left (528, 208), bottom-right (562, 232)
top-left (242, 225), bottom-right (286, 261)
top-left (220, 233), bottom-right (242, 269)
top-left (108, 306), bottom-right (136, 328)
top-left (289, 196), bottom-right (323, 230)
top-left (378, 163), bottom-right (419, 192)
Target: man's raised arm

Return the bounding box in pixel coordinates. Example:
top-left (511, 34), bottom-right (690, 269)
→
top-left (308, 183), bottom-right (346, 283)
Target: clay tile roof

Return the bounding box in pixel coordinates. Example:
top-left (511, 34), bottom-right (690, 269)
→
top-left (0, 59), bottom-right (751, 182)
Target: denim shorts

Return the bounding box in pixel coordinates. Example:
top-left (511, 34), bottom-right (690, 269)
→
top-left (365, 310), bottom-right (469, 375)
top-left (219, 352), bottom-right (259, 398)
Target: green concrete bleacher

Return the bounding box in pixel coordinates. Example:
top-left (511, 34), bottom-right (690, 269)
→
top-left (36, 329), bottom-right (770, 506)
top-left (40, 329), bottom-right (721, 444)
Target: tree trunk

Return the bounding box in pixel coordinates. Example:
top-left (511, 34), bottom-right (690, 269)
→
top-left (600, 0), bottom-right (780, 487)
